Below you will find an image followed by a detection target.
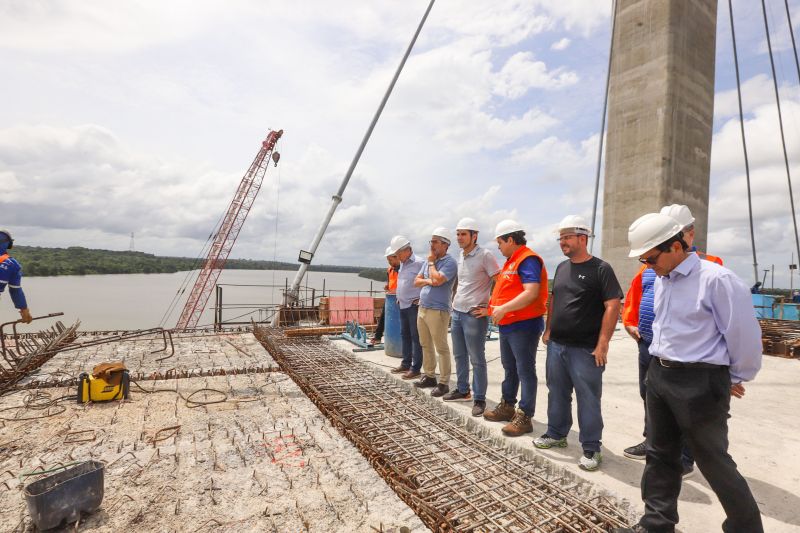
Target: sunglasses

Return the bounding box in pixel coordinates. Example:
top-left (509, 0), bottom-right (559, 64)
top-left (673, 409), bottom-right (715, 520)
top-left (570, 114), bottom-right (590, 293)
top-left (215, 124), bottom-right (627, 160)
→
top-left (639, 249), bottom-right (663, 265)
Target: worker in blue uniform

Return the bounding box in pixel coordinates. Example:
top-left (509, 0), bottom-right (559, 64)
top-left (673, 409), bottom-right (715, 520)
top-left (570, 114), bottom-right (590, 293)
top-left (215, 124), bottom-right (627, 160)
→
top-left (0, 229), bottom-right (32, 323)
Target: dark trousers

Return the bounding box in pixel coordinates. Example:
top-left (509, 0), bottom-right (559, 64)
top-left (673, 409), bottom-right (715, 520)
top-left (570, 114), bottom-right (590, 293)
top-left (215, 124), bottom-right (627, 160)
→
top-left (399, 305), bottom-right (422, 372)
top-left (374, 310), bottom-right (385, 340)
top-left (638, 339), bottom-right (694, 465)
top-left (639, 361), bottom-right (762, 533)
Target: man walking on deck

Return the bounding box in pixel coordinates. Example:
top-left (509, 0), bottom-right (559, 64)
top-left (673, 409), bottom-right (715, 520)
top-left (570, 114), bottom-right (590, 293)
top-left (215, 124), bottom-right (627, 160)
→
top-left (535, 215), bottom-right (622, 471)
top-left (622, 204), bottom-right (722, 478)
top-left (414, 228), bottom-right (458, 397)
top-left (370, 246), bottom-right (400, 346)
top-left (443, 218), bottom-right (501, 416)
top-left (476, 220), bottom-right (548, 436)
top-left (390, 235), bottom-right (424, 380)
top-left (0, 229), bottom-right (32, 324)
top-left (613, 213), bottom-right (763, 533)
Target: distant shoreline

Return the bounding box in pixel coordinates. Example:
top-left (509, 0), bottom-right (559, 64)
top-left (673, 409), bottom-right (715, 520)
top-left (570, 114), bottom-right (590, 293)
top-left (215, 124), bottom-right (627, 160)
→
top-left (12, 245), bottom-right (385, 281)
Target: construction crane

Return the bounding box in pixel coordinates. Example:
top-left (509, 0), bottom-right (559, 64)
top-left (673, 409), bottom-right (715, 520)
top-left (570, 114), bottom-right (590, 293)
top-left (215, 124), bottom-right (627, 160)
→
top-left (175, 129), bottom-right (283, 330)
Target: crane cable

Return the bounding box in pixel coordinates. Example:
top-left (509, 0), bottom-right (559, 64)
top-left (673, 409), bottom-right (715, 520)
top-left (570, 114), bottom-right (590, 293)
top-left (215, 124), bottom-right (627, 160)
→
top-left (727, 0), bottom-right (759, 285)
top-left (760, 0), bottom-right (800, 271)
top-left (589, 0), bottom-right (617, 253)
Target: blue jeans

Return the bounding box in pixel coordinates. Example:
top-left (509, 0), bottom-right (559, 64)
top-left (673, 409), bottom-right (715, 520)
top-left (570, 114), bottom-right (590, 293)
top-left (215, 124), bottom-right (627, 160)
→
top-left (545, 340), bottom-right (604, 453)
top-left (498, 318), bottom-right (543, 416)
top-left (639, 338), bottom-right (694, 465)
top-left (399, 305), bottom-right (422, 372)
top-left (450, 310), bottom-right (489, 400)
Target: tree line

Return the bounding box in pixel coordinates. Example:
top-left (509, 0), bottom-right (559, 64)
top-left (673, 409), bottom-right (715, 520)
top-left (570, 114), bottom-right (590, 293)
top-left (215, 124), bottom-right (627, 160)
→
top-left (12, 246), bottom-right (382, 279)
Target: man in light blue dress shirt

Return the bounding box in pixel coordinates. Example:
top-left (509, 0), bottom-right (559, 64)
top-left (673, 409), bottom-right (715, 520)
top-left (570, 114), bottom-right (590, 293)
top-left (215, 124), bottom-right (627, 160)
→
top-left (615, 213), bottom-right (763, 533)
top-left (390, 235), bottom-right (424, 380)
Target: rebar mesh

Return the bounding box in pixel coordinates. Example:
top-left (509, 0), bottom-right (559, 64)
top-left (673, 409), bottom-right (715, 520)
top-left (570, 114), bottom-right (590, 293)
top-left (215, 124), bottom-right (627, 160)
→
top-left (254, 326), bottom-right (631, 532)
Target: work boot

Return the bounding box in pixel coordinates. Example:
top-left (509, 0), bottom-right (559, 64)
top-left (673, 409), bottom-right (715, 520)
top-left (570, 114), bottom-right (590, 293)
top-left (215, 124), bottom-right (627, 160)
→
top-left (623, 440), bottom-right (647, 460)
top-left (413, 375), bottom-right (437, 388)
top-left (501, 409), bottom-right (533, 437)
top-left (430, 383), bottom-right (449, 397)
top-left (483, 399), bottom-right (515, 422)
top-left (401, 370), bottom-right (421, 380)
top-left (471, 401), bottom-right (486, 417)
top-left (390, 365), bottom-right (410, 374)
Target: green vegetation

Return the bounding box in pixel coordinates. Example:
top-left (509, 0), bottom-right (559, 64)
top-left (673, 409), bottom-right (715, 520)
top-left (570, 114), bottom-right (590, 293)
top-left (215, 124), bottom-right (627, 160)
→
top-left (358, 267), bottom-right (388, 282)
top-left (12, 246), bottom-right (379, 278)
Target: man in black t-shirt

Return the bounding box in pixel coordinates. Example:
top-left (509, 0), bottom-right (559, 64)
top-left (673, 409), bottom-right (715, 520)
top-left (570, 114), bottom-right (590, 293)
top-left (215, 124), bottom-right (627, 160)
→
top-left (534, 215), bottom-right (622, 472)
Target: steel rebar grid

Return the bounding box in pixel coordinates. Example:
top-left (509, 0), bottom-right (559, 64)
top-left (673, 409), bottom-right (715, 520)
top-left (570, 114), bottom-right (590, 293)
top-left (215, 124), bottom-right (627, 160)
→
top-left (254, 327), bottom-right (630, 532)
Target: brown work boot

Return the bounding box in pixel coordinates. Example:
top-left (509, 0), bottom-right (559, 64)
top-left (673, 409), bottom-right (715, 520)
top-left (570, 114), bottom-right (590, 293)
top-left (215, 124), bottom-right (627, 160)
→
top-left (390, 365), bottom-right (410, 374)
top-left (501, 409), bottom-right (533, 437)
top-left (483, 399), bottom-right (515, 422)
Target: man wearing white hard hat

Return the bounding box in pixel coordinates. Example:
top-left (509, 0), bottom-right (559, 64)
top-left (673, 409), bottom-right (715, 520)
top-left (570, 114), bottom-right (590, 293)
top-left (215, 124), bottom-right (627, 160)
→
top-left (618, 213), bottom-right (762, 533)
top-left (389, 235), bottom-right (424, 379)
top-left (413, 227), bottom-right (458, 397)
top-left (474, 220), bottom-right (548, 436)
top-left (443, 217), bottom-right (501, 416)
top-left (535, 215), bottom-right (622, 472)
top-left (370, 246), bottom-right (401, 346)
top-left (621, 204), bottom-right (723, 474)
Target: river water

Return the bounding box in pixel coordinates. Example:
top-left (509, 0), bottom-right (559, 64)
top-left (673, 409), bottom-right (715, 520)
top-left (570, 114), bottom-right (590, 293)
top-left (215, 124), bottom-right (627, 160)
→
top-left (0, 269), bottom-right (379, 331)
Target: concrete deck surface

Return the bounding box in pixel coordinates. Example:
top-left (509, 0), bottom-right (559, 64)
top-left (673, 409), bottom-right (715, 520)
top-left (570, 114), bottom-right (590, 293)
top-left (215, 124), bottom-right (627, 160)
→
top-left (341, 327), bottom-right (800, 533)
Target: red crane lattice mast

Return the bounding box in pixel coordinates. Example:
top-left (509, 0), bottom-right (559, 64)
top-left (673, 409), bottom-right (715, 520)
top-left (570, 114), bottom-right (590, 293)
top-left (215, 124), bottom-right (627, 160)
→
top-left (176, 129), bottom-right (283, 330)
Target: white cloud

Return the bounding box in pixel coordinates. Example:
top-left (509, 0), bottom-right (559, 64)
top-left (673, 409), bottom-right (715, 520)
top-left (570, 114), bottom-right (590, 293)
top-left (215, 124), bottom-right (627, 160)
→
top-left (0, 1), bottom-right (617, 272)
top-left (709, 73), bottom-right (800, 286)
top-left (493, 52), bottom-right (579, 98)
top-left (551, 37), bottom-right (572, 51)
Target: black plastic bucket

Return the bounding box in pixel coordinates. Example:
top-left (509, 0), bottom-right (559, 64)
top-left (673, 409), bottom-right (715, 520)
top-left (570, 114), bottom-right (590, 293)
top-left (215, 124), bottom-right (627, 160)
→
top-left (24, 460), bottom-right (104, 530)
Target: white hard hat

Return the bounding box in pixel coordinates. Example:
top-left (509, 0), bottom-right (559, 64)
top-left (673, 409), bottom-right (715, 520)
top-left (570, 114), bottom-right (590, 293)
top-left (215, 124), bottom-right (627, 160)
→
top-left (557, 215), bottom-right (592, 236)
top-left (384, 246), bottom-right (396, 258)
top-left (660, 204), bottom-right (695, 230)
top-left (431, 227), bottom-right (451, 245)
top-left (628, 213), bottom-right (684, 257)
top-left (389, 235), bottom-right (411, 254)
top-left (455, 217), bottom-right (479, 232)
top-left (494, 219), bottom-right (525, 239)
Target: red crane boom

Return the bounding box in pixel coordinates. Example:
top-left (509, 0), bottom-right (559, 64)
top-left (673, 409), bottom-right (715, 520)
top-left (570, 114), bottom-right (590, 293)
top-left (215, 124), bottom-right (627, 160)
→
top-left (176, 129), bottom-right (283, 330)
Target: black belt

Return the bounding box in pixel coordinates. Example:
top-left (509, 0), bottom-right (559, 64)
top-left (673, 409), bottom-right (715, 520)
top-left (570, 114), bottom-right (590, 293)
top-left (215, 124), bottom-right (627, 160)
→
top-left (654, 357), bottom-right (724, 370)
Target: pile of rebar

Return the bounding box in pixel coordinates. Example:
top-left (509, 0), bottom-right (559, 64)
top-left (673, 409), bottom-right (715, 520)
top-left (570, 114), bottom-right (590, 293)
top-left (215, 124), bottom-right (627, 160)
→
top-left (254, 326), bottom-right (630, 532)
top-left (759, 318), bottom-right (800, 358)
top-left (0, 320), bottom-right (79, 394)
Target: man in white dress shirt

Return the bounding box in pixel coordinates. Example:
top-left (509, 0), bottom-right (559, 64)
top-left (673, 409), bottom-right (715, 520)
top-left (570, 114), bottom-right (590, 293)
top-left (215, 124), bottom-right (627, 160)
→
top-left (614, 213), bottom-right (763, 533)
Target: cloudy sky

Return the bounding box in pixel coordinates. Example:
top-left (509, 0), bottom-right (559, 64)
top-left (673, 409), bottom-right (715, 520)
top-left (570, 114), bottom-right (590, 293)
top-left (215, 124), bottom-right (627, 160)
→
top-left (3, 1), bottom-right (800, 287)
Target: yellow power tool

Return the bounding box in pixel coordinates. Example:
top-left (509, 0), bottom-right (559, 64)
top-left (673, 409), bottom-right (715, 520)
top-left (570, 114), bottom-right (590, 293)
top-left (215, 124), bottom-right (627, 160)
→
top-left (77, 362), bottom-right (130, 403)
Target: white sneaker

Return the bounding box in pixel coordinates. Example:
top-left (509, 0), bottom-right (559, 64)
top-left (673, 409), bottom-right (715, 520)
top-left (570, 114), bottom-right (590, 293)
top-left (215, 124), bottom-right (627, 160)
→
top-left (533, 434), bottom-right (567, 449)
top-left (579, 451), bottom-right (602, 471)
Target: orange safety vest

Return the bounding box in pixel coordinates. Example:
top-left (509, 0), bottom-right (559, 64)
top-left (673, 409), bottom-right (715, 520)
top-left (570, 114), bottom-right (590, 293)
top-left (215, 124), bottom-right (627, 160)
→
top-left (387, 267), bottom-right (398, 293)
top-left (489, 246), bottom-right (548, 325)
top-left (0, 254), bottom-right (7, 264)
top-left (622, 249), bottom-right (724, 327)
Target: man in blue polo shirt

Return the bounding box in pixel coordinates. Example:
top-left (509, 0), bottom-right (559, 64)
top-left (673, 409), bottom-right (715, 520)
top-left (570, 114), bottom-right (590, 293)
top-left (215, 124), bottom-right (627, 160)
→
top-left (414, 227), bottom-right (458, 397)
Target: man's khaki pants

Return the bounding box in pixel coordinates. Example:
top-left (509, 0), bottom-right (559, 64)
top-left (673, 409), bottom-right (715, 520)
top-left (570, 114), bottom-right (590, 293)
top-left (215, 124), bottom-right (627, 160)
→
top-left (417, 307), bottom-right (451, 384)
